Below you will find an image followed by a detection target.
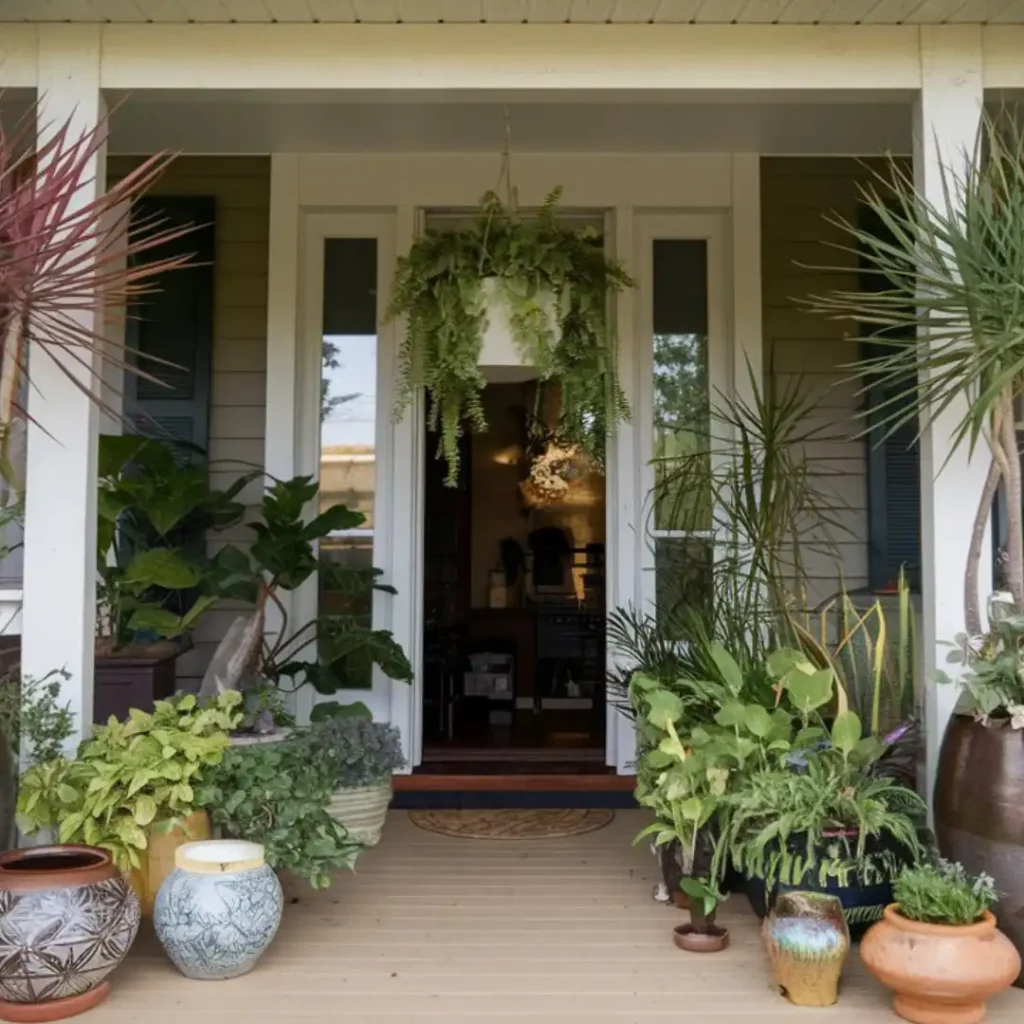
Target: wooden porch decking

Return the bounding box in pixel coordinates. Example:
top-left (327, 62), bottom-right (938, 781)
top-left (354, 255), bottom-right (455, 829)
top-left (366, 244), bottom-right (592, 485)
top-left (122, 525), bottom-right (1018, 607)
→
top-left (86, 811), bottom-right (1024, 1022)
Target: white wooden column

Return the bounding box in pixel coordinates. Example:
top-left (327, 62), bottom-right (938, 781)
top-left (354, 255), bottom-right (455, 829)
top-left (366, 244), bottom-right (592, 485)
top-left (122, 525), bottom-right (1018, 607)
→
top-left (263, 154), bottom-right (305, 719)
top-left (915, 26), bottom-right (985, 808)
top-left (22, 26), bottom-right (106, 748)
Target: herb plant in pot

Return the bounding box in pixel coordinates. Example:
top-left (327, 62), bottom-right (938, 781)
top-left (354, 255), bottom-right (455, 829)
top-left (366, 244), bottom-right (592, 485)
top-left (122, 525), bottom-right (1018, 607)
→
top-left (388, 187), bottom-right (634, 486)
top-left (16, 692), bottom-right (242, 914)
top-left (860, 860), bottom-right (1021, 1024)
top-left (675, 877), bottom-right (729, 952)
top-left (312, 706), bottom-right (406, 847)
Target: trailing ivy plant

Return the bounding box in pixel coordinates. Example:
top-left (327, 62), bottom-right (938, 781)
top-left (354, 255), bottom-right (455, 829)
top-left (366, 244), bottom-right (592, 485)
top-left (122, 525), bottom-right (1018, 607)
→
top-left (388, 188), bottom-right (634, 485)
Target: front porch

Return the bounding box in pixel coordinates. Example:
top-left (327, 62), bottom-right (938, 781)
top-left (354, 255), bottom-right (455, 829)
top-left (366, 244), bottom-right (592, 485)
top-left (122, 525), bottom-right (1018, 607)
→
top-left (94, 811), bottom-right (1024, 1022)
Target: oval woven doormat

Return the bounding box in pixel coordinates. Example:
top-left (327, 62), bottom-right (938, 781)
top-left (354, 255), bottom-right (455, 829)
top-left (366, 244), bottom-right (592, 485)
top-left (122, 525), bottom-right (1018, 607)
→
top-left (409, 808), bottom-right (614, 840)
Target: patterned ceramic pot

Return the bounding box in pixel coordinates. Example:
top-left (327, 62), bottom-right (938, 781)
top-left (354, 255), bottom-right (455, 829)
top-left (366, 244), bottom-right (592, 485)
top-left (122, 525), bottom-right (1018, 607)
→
top-left (0, 845), bottom-right (140, 1022)
top-left (154, 840), bottom-right (283, 980)
top-left (327, 781), bottom-right (392, 847)
top-left (762, 890), bottom-right (851, 1007)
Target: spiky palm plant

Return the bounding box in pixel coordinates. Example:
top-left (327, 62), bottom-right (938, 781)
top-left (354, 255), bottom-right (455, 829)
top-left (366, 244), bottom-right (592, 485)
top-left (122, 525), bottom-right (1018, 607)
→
top-left (0, 105), bottom-right (192, 492)
top-left (806, 115), bottom-right (1024, 634)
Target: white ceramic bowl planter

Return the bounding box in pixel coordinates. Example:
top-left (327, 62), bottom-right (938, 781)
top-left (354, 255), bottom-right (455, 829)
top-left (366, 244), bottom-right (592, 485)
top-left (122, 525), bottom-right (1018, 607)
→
top-left (328, 780), bottom-right (393, 848)
top-left (477, 277), bottom-right (559, 383)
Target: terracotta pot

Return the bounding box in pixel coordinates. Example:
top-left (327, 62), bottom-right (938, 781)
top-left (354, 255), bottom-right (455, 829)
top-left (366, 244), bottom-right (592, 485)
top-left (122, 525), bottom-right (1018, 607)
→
top-left (0, 845), bottom-right (140, 1022)
top-left (860, 905), bottom-right (1021, 1024)
top-left (934, 714), bottom-right (1024, 984)
top-left (128, 810), bottom-right (211, 916)
top-left (672, 923), bottom-right (729, 953)
top-left (762, 891), bottom-right (850, 1007)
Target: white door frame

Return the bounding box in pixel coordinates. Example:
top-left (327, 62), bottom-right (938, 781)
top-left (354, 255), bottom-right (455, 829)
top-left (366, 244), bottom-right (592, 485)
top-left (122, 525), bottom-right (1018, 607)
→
top-left (272, 152), bottom-right (757, 773)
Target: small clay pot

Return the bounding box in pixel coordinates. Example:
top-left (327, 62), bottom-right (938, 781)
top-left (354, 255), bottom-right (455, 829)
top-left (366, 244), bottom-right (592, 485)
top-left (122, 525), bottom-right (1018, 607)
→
top-left (673, 923), bottom-right (729, 953)
top-left (860, 905), bottom-right (1021, 1024)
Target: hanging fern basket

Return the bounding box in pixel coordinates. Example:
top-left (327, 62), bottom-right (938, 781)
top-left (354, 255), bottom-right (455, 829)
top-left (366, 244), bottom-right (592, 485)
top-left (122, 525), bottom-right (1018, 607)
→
top-left (387, 188), bottom-right (634, 486)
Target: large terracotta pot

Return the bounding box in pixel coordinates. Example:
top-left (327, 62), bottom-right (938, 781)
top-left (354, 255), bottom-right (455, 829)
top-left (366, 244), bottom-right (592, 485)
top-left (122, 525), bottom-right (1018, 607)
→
top-left (154, 840), bottom-right (283, 980)
top-left (934, 714), bottom-right (1024, 982)
top-left (0, 845), bottom-right (140, 1022)
top-left (860, 905), bottom-right (1020, 1024)
top-left (128, 810), bottom-right (211, 916)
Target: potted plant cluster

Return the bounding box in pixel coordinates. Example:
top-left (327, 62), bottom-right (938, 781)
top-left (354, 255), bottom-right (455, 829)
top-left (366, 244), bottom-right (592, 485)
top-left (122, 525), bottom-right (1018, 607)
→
top-left (196, 727), bottom-right (362, 890)
top-left (804, 114), bottom-right (1024, 970)
top-left (631, 638), bottom-right (927, 956)
top-left (388, 186), bottom-right (634, 486)
top-left (16, 691), bottom-right (242, 914)
top-left (861, 860), bottom-right (1021, 1023)
top-left (312, 707), bottom-right (406, 847)
top-left (94, 435), bottom-right (254, 722)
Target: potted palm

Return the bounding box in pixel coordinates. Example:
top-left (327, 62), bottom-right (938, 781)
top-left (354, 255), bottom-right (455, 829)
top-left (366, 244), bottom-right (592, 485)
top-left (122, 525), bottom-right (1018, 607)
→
top-left (388, 187), bottom-right (633, 486)
top-left (807, 115), bottom-right (1024, 967)
top-left (861, 860), bottom-right (1021, 1023)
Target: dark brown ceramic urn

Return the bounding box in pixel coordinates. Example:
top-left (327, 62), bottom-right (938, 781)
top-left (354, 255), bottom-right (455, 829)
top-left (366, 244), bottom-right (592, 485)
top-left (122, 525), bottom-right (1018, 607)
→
top-left (933, 714), bottom-right (1024, 985)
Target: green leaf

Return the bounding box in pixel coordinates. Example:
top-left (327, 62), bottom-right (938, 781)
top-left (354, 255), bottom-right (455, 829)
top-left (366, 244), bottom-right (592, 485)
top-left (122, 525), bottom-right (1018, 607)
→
top-left (302, 504), bottom-right (365, 540)
top-left (644, 689), bottom-right (683, 729)
top-left (743, 705), bottom-right (773, 738)
top-left (709, 643), bottom-right (744, 694)
top-left (679, 797), bottom-right (703, 823)
top-left (122, 548), bottom-right (202, 590)
top-left (133, 794), bottom-right (158, 827)
top-left (783, 667), bottom-right (834, 713)
top-left (309, 701), bottom-right (373, 722)
top-left (831, 711), bottom-right (863, 756)
top-left (714, 701), bottom-right (745, 728)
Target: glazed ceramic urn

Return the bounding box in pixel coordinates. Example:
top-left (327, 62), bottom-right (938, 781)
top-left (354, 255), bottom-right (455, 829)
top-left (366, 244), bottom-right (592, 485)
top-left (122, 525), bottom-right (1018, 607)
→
top-left (762, 890), bottom-right (851, 1007)
top-left (0, 845), bottom-right (141, 1022)
top-left (153, 840), bottom-right (283, 980)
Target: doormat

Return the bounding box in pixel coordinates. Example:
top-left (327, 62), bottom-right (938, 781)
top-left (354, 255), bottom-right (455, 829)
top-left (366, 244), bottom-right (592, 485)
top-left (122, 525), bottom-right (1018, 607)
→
top-left (409, 808), bottom-right (614, 840)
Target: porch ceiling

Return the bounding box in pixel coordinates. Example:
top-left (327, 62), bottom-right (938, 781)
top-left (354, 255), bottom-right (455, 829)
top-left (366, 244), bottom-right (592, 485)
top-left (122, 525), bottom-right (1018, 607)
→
top-left (5, 0), bottom-right (1024, 24)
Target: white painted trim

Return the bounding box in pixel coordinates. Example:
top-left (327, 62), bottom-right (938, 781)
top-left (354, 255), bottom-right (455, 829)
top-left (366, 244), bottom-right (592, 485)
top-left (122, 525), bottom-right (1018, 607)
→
top-left (299, 212), bottom-right (400, 730)
top-left (298, 154), bottom-right (731, 211)
top-left (23, 26), bottom-right (105, 750)
top-left (389, 204), bottom-right (423, 770)
top-left (914, 26), bottom-right (986, 811)
top-left (608, 205), bottom-right (636, 774)
top-left (95, 24), bottom-right (925, 91)
top-left (730, 154), bottom-right (763, 408)
top-left (264, 153), bottom-right (304, 719)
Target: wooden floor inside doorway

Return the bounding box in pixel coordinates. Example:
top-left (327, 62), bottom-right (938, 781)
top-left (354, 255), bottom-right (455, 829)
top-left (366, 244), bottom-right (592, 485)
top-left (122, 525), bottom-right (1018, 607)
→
top-left (89, 811), bottom-right (1024, 1022)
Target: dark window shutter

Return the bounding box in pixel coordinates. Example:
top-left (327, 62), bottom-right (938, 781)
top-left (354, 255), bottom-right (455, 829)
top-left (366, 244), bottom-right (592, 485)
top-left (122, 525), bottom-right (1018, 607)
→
top-left (859, 204), bottom-right (922, 592)
top-left (125, 196), bottom-right (215, 460)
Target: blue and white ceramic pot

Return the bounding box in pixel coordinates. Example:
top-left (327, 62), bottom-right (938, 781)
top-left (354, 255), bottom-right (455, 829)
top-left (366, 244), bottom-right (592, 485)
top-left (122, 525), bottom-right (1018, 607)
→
top-left (153, 840), bottom-right (283, 980)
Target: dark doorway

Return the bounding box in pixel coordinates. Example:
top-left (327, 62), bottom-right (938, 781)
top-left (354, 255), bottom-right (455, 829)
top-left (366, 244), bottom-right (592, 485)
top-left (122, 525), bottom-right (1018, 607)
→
top-left (420, 381), bottom-right (608, 775)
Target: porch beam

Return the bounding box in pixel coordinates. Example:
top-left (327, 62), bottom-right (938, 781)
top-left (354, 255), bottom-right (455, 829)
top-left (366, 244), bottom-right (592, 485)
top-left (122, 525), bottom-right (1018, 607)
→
top-left (914, 25), bottom-right (985, 810)
top-left (97, 24), bottom-right (925, 91)
top-left (0, 26), bottom-right (36, 88)
top-left (22, 25), bottom-right (106, 749)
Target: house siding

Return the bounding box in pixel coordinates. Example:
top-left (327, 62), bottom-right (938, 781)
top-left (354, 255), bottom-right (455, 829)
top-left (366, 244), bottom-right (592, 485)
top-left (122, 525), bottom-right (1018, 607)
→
top-left (760, 156), bottom-right (888, 611)
top-left (108, 155), bottom-right (270, 691)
